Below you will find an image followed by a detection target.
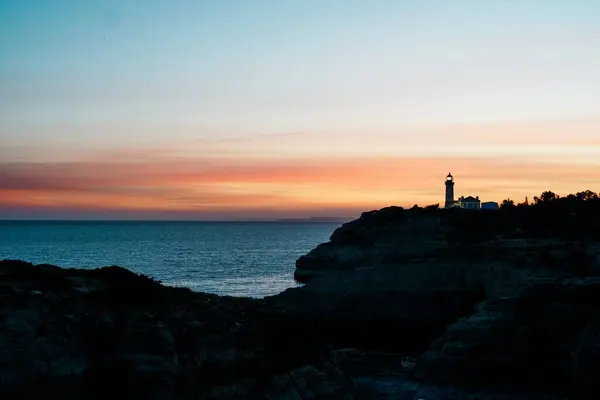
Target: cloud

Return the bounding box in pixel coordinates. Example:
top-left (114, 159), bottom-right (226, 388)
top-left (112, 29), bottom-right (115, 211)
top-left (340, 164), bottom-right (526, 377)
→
top-left (5, 117), bottom-right (600, 163)
top-left (1, 149), bottom-right (599, 219)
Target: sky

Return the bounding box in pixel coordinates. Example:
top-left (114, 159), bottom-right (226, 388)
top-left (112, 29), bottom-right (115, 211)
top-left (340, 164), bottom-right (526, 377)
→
top-left (1, 0), bottom-right (600, 220)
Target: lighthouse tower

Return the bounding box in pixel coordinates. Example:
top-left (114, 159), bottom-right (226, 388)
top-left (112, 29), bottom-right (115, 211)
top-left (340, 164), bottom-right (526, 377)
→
top-left (445, 173), bottom-right (455, 208)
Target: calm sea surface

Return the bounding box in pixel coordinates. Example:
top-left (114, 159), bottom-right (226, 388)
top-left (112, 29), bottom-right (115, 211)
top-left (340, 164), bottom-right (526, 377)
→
top-left (0, 221), bottom-right (340, 298)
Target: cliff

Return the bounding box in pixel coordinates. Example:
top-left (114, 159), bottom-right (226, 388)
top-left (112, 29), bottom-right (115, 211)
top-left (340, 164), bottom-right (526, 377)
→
top-left (5, 196), bottom-right (600, 398)
top-left (269, 199), bottom-right (600, 397)
top-left (0, 260), bottom-right (352, 400)
top-left (295, 203), bottom-right (600, 282)
top-left (276, 204), bottom-right (600, 352)
top-left (415, 276), bottom-right (600, 396)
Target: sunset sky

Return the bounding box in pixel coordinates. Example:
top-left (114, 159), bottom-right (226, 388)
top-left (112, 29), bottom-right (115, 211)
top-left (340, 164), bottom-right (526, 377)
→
top-left (1, 0), bottom-right (600, 220)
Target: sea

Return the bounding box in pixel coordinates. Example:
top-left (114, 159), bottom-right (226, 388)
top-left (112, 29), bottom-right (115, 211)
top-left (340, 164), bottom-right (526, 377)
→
top-left (0, 221), bottom-right (341, 298)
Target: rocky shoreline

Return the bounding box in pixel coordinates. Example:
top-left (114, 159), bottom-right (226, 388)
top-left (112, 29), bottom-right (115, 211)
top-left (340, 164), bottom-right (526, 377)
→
top-left (0, 260), bottom-right (351, 399)
top-left (3, 196), bottom-right (600, 399)
top-left (271, 199), bottom-right (600, 398)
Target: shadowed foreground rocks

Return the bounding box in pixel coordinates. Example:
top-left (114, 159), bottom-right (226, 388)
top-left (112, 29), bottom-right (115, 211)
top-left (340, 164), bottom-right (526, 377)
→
top-left (268, 202), bottom-right (600, 398)
top-left (414, 277), bottom-right (600, 397)
top-left (294, 203), bottom-right (600, 283)
top-left (271, 266), bottom-right (486, 354)
top-left (5, 197), bottom-right (600, 399)
top-left (0, 260), bottom-right (352, 400)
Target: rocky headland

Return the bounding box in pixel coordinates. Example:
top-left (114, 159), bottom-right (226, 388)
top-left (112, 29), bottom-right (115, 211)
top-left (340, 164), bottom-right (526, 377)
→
top-left (4, 193), bottom-right (600, 399)
top-left (269, 195), bottom-right (600, 398)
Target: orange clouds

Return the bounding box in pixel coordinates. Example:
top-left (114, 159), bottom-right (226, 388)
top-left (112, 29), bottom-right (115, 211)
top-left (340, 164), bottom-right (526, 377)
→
top-left (1, 152), bottom-right (599, 219)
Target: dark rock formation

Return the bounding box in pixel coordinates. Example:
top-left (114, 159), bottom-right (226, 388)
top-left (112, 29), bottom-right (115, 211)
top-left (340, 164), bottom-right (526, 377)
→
top-left (415, 277), bottom-right (600, 397)
top-left (294, 207), bottom-right (446, 282)
top-left (271, 265), bottom-right (486, 354)
top-left (0, 260), bottom-right (352, 399)
top-left (337, 349), bottom-right (564, 399)
top-left (274, 200), bottom-right (600, 397)
top-left (283, 208), bottom-right (491, 355)
top-left (277, 206), bottom-right (600, 357)
top-left (295, 205), bottom-right (600, 283)
top-left (6, 197), bottom-right (600, 398)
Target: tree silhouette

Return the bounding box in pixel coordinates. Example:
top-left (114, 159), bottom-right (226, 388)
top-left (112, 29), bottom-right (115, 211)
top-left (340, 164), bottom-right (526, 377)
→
top-left (501, 198), bottom-right (515, 208)
top-left (534, 191), bottom-right (557, 204)
top-left (576, 190), bottom-right (598, 201)
top-left (517, 196), bottom-right (529, 207)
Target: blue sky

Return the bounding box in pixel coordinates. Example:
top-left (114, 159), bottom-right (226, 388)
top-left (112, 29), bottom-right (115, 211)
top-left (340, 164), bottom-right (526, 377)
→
top-left (1, 0), bottom-right (600, 218)
top-left (2, 0), bottom-right (599, 145)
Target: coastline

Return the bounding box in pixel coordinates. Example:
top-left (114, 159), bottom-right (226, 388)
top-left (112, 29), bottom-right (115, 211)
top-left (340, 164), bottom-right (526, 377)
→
top-left (3, 194), bottom-right (600, 398)
top-left (0, 220), bottom-right (331, 298)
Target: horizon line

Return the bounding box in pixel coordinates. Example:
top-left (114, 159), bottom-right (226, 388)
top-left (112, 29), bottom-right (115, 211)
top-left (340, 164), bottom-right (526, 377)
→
top-left (0, 218), bottom-right (356, 223)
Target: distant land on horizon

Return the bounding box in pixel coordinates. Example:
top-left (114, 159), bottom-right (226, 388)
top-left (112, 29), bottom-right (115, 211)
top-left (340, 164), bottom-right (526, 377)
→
top-left (0, 216), bottom-right (357, 223)
top-left (273, 217), bottom-right (356, 223)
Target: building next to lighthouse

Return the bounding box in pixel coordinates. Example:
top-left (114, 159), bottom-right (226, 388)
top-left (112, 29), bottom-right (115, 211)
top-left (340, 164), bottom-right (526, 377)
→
top-left (481, 201), bottom-right (499, 210)
top-left (458, 196), bottom-right (481, 209)
top-left (444, 172), bottom-right (484, 210)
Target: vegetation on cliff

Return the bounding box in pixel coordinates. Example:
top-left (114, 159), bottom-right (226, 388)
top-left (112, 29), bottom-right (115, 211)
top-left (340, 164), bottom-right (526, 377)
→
top-left (356, 189), bottom-right (600, 241)
top-left (274, 190), bottom-right (600, 397)
top-left (295, 190), bottom-right (600, 282)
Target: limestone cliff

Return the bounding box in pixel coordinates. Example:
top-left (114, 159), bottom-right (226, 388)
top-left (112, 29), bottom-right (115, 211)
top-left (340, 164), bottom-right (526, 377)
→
top-left (295, 205), bottom-right (600, 283)
top-left (271, 201), bottom-right (600, 397)
top-left (276, 205), bottom-right (600, 356)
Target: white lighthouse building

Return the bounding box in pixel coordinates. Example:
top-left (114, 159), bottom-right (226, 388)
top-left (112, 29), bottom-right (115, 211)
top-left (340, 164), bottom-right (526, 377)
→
top-left (444, 173), bottom-right (481, 210)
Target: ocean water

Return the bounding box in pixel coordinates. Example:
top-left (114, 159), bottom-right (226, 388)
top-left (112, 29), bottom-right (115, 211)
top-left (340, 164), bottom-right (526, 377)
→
top-left (0, 221), bottom-right (340, 298)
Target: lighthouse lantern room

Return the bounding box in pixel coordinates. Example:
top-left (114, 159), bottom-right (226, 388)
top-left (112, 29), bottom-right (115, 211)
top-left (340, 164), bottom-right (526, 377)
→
top-left (445, 173), bottom-right (455, 209)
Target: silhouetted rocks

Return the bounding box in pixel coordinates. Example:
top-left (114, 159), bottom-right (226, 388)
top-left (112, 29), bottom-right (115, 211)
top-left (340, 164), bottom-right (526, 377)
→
top-left (295, 201), bottom-right (600, 282)
top-left (5, 194), bottom-right (600, 398)
top-left (415, 277), bottom-right (600, 397)
top-left (294, 207), bottom-right (445, 282)
top-left (280, 204), bottom-right (600, 358)
top-left (272, 266), bottom-right (486, 354)
top-left (0, 260), bottom-right (352, 400)
top-left (272, 195), bottom-right (600, 397)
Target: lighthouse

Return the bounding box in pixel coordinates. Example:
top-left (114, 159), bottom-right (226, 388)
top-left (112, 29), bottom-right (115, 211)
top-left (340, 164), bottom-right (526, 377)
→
top-left (445, 173), bottom-right (455, 208)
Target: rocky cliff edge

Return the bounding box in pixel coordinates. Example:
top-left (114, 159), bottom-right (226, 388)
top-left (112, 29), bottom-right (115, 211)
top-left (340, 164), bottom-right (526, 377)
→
top-left (270, 201), bottom-right (600, 397)
top-left (0, 260), bottom-right (352, 400)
